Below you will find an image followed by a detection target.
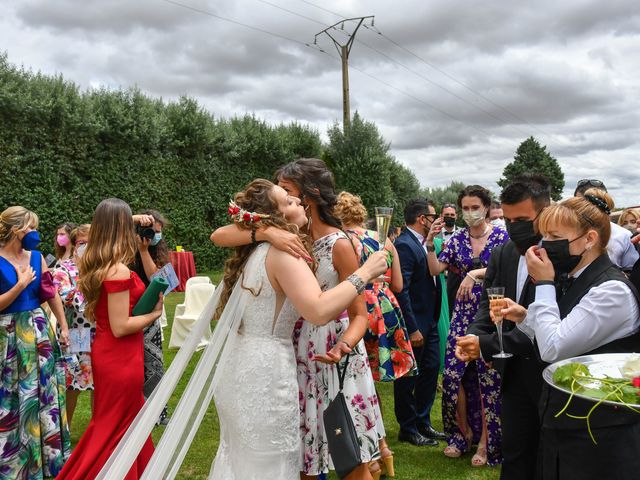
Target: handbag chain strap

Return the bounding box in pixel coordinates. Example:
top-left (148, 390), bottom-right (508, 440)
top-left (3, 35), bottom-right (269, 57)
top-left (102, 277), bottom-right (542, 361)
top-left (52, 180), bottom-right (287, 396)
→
top-left (336, 352), bottom-right (350, 391)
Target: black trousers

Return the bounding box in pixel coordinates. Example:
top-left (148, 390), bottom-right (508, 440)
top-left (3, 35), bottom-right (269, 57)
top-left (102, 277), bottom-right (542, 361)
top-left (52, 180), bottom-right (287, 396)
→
top-left (541, 422), bottom-right (640, 480)
top-left (393, 320), bottom-right (440, 434)
top-left (500, 358), bottom-right (543, 480)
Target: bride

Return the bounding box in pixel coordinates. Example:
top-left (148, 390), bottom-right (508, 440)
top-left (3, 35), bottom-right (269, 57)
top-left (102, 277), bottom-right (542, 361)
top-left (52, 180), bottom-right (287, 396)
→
top-left (97, 179), bottom-right (387, 480)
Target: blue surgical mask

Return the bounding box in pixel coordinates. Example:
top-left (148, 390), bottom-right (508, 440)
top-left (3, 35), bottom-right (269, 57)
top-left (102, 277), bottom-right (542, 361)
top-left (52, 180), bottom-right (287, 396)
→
top-left (151, 232), bottom-right (162, 246)
top-left (21, 230), bottom-right (41, 250)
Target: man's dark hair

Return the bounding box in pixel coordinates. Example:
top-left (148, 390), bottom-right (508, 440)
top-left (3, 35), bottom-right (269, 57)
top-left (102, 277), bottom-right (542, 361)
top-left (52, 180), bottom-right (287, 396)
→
top-left (500, 173), bottom-right (551, 209)
top-left (574, 179), bottom-right (607, 197)
top-left (404, 198), bottom-right (434, 225)
top-left (457, 185), bottom-right (492, 209)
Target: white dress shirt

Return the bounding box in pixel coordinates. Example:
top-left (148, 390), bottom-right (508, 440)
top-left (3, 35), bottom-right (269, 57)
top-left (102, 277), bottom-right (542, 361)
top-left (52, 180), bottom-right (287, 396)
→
top-left (518, 266), bottom-right (640, 363)
top-left (407, 226), bottom-right (436, 286)
top-left (607, 221), bottom-right (639, 270)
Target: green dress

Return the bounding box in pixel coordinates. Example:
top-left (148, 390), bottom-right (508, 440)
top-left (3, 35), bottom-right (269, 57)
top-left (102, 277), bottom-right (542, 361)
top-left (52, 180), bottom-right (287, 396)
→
top-left (433, 237), bottom-right (450, 372)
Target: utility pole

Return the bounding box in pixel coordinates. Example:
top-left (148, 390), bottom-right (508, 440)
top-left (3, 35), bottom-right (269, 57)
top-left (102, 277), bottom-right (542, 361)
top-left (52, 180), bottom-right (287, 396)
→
top-left (314, 16), bottom-right (374, 131)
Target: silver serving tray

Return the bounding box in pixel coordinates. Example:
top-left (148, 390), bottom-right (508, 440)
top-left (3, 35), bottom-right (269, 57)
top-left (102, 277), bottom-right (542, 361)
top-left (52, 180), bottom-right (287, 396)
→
top-left (542, 353), bottom-right (640, 409)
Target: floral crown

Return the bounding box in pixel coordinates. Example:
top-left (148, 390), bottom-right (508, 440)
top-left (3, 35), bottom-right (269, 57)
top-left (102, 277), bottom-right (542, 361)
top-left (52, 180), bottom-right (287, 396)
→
top-left (227, 201), bottom-right (271, 223)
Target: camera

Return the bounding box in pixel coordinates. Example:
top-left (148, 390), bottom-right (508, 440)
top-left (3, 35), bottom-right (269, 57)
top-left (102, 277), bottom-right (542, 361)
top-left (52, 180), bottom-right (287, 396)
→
top-left (136, 224), bottom-right (155, 240)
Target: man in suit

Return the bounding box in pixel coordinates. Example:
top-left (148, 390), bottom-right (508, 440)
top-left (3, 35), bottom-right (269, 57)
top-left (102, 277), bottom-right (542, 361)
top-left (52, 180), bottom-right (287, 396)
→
top-left (394, 199), bottom-right (446, 446)
top-left (456, 174), bottom-right (551, 480)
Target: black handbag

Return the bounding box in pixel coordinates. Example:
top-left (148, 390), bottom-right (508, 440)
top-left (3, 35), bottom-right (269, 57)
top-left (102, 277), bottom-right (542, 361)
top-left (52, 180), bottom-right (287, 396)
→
top-left (323, 353), bottom-right (361, 479)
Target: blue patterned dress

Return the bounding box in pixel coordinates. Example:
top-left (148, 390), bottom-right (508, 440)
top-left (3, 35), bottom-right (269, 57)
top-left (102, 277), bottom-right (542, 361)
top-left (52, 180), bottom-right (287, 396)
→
top-left (438, 226), bottom-right (508, 466)
top-left (0, 250), bottom-right (70, 479)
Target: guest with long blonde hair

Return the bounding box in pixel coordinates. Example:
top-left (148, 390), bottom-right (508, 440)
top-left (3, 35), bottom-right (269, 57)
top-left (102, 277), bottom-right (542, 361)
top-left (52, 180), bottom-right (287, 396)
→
top-left (57, 198), bottom-right (163, 480)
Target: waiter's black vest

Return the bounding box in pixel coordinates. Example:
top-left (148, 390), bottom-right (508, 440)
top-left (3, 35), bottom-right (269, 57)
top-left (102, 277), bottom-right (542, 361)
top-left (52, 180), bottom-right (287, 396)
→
top-left (540, 254), bottom-right (640, 429)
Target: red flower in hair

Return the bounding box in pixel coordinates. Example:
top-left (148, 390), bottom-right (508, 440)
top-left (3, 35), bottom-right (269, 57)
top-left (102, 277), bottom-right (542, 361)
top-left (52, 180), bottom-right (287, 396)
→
top-left (253, 214), bottom-right (262, 222)
top-left (243, 212), bottom-right (251, 222)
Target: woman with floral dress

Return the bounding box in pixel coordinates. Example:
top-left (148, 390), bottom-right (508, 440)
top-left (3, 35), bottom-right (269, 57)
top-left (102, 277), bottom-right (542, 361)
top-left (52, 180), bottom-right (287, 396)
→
top-left (53, 224), bottom-right (94, 430)
top-left (0, 206), bottom-right (71, 478)
top-left (426, 186), bottom-right (509, 467)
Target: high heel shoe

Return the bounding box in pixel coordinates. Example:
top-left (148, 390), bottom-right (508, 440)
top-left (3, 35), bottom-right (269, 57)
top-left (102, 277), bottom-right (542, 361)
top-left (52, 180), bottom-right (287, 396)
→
top-left (369, 460), bottom-right (382, 480)
top-left (379, 440), bottom-right (395, 477)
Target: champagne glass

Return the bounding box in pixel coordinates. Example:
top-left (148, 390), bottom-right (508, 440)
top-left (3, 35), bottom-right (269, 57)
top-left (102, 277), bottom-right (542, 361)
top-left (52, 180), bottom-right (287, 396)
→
top-left (375, 207), bottom-right (393, 251)
top-left (488, 287), bottom-right (512, 359)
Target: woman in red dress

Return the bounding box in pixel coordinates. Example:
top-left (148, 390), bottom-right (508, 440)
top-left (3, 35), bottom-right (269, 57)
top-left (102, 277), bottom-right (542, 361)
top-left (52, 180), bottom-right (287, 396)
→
top-left (57, 198), bottom-right (163, 480)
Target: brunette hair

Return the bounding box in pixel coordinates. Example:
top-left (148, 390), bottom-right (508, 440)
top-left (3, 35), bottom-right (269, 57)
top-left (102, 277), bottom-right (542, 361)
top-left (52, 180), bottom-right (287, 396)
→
top-left (538, 188), bottom-right (614, 252)
top-left (138, 209), bottom-right (170, 267)
top-left (457, 185), bottom-right (492, 211)
top-left (0, 206), bottom-right (39, 247)
top-left (79, 198), bottom-right (138, 320)
top-left (70, 224), bottom-right (91, 251)
top-left (54, 223), bottom-right (76, 259)
top-left (274, 158), bottom-right (342, 228)
top-left (216, 179), bottom-right (313, 320)
top-left (334, 192), bottom-right (368, 227)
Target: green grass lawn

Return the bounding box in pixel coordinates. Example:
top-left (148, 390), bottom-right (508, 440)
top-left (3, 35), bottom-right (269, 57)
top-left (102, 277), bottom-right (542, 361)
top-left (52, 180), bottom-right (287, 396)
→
top-left (69, 271), bottom-right (500, 479)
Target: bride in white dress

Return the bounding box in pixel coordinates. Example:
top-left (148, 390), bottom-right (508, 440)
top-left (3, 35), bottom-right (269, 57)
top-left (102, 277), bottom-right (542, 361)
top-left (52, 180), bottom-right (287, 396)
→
top-left (96, 179), bottom-right (387, 480)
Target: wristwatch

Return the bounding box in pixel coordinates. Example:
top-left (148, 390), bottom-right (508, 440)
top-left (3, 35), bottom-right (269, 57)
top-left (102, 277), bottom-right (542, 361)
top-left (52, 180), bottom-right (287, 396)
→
top-left (426, 244), bottom-right (436, 253)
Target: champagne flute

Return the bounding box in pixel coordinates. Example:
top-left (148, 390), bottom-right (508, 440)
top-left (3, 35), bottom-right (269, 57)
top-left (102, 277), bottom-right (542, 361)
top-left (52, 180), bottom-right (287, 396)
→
top-left (375, 207), bottom-right (393, 251)
top-left (488, 287), bottom-right (512, 359)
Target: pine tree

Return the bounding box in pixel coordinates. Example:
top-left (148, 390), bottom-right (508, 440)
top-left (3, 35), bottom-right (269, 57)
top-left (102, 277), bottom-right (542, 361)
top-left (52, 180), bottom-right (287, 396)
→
top-left (498, 136), bottom-right (565, 200)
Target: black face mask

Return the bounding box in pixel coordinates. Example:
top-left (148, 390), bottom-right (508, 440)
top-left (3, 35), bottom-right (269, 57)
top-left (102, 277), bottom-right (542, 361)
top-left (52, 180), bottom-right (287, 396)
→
top-left (541, 237), bottom-right (585, 275)
top-left (443, 217), bottom-right (456, 228)
top-left (506, 219), bottom-right (541, 255)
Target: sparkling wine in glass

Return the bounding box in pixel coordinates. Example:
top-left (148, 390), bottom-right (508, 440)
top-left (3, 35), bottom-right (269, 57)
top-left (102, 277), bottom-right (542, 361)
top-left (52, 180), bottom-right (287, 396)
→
top-left (375, 207), bottom-right (393, 251)
top-left (488, 287), bottom-right (512, 359)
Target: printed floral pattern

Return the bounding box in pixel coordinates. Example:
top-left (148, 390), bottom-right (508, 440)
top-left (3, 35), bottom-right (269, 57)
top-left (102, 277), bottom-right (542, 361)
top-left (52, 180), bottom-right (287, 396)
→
top-left (53, 259), bottom-right (95, 391)
top-left (348, 228), bottom-right (417, 382)
top-left (296, 232), bottom-right (383, 475)
top-left (438, 226), bottom-right (508, 466)
top-left (0, 308), bottom-right (71, 479)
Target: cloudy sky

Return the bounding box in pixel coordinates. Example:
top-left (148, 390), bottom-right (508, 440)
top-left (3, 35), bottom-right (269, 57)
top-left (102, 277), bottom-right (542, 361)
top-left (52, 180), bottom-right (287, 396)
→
top-left (2, 0), bottom-right (639, 205)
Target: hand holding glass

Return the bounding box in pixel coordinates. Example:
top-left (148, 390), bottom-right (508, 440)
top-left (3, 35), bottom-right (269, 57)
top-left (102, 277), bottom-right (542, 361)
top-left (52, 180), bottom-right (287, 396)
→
top-left (488, 287), bottom-right (512, 359)
top-left (375, 207), bottom-right (393, 251)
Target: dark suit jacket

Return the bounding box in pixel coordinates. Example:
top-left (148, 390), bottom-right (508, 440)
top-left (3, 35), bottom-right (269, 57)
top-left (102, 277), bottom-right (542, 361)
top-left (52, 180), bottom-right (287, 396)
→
top-left (394, 228), bottom-right (441, 335)
top-left (467, 241), bottom-right (537, 378)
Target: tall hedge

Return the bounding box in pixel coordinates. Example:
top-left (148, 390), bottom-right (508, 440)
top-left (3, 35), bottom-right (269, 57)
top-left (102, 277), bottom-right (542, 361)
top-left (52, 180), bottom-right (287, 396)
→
top-left (0, 54), bottom-right (420, 269)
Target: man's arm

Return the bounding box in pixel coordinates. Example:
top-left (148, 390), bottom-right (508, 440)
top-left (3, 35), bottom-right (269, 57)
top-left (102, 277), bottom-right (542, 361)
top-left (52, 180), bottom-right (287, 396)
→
top-left (395, 240), bottom-right (418, 335)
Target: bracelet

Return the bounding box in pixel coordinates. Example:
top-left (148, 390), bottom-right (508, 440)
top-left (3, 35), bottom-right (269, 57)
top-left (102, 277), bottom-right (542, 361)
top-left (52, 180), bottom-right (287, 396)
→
top-left (466, 272), bottom-right (482, 285)
top-left (346, 273), bottom-right (366, 295)
top-left (426, 244), bottom-right (436, 253)
top-left (251, 225), bottom-right (258, 246)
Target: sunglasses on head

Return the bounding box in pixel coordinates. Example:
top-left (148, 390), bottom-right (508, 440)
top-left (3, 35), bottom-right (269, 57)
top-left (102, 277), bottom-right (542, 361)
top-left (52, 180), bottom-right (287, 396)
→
top-left (577, 179), bottom-right (605, 188)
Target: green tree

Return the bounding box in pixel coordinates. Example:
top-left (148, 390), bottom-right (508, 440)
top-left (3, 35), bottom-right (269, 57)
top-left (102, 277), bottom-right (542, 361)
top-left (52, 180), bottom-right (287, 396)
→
top-left (325, 112), bottom-right (420, 226)
top-left (498, 136), bottom-right (564, 201)
top-left (421, 181), bottom-right (466, 211)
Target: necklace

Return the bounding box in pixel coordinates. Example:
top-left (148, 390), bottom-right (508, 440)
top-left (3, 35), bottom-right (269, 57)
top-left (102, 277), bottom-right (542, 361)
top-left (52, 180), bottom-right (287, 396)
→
top-left (469, 224), bottom-right (491, 239)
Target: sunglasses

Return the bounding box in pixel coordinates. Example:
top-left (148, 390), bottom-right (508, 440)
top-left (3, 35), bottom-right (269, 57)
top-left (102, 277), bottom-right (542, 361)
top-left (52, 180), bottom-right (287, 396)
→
top-left (577, 179), bottom-right (605, 188)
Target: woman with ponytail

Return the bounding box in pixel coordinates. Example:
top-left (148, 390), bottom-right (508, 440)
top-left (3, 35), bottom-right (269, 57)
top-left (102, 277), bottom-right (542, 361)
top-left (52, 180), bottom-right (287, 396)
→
top-left (501, 188), bottom-right (640, 479)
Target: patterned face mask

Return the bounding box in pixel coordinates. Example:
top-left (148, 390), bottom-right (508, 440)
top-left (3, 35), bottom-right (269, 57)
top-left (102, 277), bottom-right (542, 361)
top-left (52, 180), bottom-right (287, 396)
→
top-left (462, 209), bottom-right (486, 227)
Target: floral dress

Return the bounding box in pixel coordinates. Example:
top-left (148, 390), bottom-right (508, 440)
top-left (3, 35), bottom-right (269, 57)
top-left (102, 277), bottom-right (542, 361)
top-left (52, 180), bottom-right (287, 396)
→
top-left (295, 231), bottom-right (384, 475)
top-left (53, 259), bottom-right (94, 391)
top-left (438, 226), bottom-right (508, 466)
top-left (347, 228), bottom-right (417, 382)
top-left (0, 250), bottom-right (71, 478)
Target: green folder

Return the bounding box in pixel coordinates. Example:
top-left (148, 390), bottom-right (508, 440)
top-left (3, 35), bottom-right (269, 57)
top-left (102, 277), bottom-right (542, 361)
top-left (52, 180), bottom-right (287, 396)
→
top-left (132, 277), bottom-right (169, 315)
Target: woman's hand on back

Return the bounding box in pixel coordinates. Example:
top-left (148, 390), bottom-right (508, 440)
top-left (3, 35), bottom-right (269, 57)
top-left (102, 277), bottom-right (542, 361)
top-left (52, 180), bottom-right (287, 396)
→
top-left (263, 227), bottom-right (312, 262)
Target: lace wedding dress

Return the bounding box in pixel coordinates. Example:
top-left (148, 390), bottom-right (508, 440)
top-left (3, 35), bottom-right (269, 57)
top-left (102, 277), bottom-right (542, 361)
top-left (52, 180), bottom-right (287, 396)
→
top-left (210, 243), bottom-right (301, 479)
top-left (97, 243), bottom-right (301, 479)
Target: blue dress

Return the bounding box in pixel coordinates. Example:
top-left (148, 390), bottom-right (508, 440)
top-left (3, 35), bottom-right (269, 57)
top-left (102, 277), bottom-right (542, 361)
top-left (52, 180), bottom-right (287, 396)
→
top-left (438, 226), bottom-right (508, 466)
top-left (0, 250), bottom-right (70, 479)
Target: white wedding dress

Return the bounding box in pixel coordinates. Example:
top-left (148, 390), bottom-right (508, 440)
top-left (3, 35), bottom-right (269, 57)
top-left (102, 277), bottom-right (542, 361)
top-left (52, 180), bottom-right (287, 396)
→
top-left (96, 243), bottom-right (302, 479)
top-left (210, 243), bottom-right (301, 479)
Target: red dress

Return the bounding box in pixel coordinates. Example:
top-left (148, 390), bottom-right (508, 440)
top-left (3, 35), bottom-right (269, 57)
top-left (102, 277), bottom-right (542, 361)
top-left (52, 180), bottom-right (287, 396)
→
top-left (57, 272), bottom-right (154, 480)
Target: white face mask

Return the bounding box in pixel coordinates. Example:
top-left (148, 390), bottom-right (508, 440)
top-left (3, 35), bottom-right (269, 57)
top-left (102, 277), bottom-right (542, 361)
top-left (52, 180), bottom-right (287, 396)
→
top-left (462, 209), bottom-right (486, 227)
top-left (76, 244), bottom-right (87, 258)
top-left (491, 218), bottom-right (506, 229)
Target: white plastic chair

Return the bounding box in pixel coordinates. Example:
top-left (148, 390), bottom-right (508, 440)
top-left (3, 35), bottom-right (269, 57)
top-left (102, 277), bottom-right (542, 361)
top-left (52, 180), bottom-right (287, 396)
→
top-left (169, 282), bottom-right (216, 350)
top-left (174, 276), bottom-right (212, 319)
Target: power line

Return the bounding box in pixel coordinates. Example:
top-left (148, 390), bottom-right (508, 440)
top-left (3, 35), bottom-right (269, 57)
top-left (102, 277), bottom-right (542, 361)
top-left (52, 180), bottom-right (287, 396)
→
top-left (296, 0), bottom-right (555, 141)
top-left (159, 0), bottom-right (517, 146)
